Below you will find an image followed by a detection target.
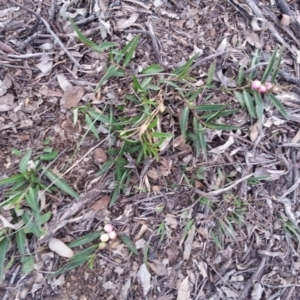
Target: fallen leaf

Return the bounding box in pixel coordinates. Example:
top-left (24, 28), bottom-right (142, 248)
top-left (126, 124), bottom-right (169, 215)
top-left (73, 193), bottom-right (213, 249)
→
top-left (91, 195), bottom-right (110, 211)
top-left (116, 13), bottom-right (139, 30)
top-left (217, 37), bottom-right (228, 52)
top-left (183, 223), bottom-right (195, 260)
top-left (57, 74), bottom-right (73, 91)
top-left (250, 121), bottom-right (260, 142)
top-left (94, 148), bottom-right (107, 164)
top-left (147, 169), bottom-right (159, 179)
top-left (0, 94), bottom-right (16, 112)
top-left (119, 278), bottom-right (131, 300)
top-left (36, 53), bottom-right (53, 74)
top-left (48, 238), bottom-right (74, 258)
top-left (60, 86), bottom-right (84, 109)
top-left (251, 282), bottom-right (263, 300)
top-left (148, 260), bottom-right (167, 276)
top-left (164, 214), bottom-right (178, 229)
top-left (246, 32), bottom-right (262, 48)
top-left (210, 135), bottom-right (234, 154)
top-left (137, 264), bottom-right (151, 296)
top-left (177, 276), bottom-right (190, 300)
top-left (221, 286), bottom-right (239, 297)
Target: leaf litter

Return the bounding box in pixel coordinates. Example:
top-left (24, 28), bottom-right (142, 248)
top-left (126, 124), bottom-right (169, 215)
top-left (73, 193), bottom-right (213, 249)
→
top-left (1, 0), bottom-right (300, 299)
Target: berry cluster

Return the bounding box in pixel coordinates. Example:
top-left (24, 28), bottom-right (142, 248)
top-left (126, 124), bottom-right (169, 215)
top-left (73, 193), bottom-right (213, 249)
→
top-left (251, 80), bottom-right (273, 93)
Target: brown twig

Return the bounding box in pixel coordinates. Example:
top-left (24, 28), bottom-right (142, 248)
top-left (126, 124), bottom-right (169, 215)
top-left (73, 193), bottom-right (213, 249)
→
top-left (10, 0), bottom-right (80, 68)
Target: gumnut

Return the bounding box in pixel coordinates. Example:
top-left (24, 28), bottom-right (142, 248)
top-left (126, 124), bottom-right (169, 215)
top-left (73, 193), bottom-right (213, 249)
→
top-left (104, 223), bottom-right (114, 233)
top-left (108, 231), bottom-right (117, 240)
top-left (259, 85), bottom-right (267, 93)
top-left (251, 80), bottom-right (262, 90)
top-left (100, 233), bottom-right (109, 242)
top-left (264, 82), bottom-right (273, 91)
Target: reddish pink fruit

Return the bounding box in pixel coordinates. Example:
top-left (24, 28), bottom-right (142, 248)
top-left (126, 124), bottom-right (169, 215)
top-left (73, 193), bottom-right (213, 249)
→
top-left (264, 82), bottom-right (273, 91)
top-left (104, 224), bottom-right (114, 233)
top-left (259, 85), bottom-right (267, 93)
top-left (108, 231), bottom-right (117, 240)
top-left (251, 80), bottom-right (262, 90)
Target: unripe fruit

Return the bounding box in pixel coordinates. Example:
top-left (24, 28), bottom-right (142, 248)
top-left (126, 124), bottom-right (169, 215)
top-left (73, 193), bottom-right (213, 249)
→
top-left (104, 224), bottom-right (114, 233)
top-left (98, 242), bottom-right (106, 250)
top-left (108, 231), bottom-right (117, 240)
top-left (100, 233), bottom-right (109, 242)
top-left (251, 80), bottom-right (262, 90)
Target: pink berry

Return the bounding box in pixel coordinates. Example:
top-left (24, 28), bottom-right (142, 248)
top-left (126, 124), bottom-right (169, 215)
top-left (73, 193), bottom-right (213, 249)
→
top-left (259, 85), bottom-right (267, 93)
top-left (264, 82), bottom-right (273, 91)
top-left (100, 233), bottom-right (109, 242)
top-left (104, 224), bottom-right (114, 233)
top-left (251, 80), bottom-right (262, 90)
top-left (108, 231), bottom-right (117, 240)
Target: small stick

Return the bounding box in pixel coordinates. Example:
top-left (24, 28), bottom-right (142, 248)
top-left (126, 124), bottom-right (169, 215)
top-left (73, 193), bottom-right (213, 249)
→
top-left (10, 0), bottom-right (80, 68)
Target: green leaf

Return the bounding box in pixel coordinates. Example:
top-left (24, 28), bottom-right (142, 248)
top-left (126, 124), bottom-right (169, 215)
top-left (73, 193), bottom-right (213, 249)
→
top-left (87, 109), bottom-right (111, 124)
top-left (205, 123), bottom-right (239, 130)
top-left (142, 64), bottom-right (164, 74)
top-left (22, 212), bottom-right (44, 237)
top-left (21, 256), bottom-right (34, 274)
top-left (234, 91), bottom-right (245, 108)
top-left (0, 190), bottom-right (27, 209)
top-left (268, 94), bottom-right (288, 119)
top-left (43, 169), bottom-right (79, 199)
top-left (271, 46), bottom-right (284, 83)
top-left (248, 49), bottom-right (260, 81)
top-left (122, 35), bottom-right (140, 68)
top-left (261, 46), bottom-right (278, 83)
top-left (205, 107), bottom-right (226, 123)
top-left (16, 230), bottom-right (26, 256)
top-left (172, 55), bottom-right (197, 79)
top-left (119, 235), bottom-right (138, 255)
top-left (109, 170), bottom-right (129, 207)
top-left (68, 232), bottom-right (101, 248)
top-left (0, 237), bottom-right (9, 284)
top-left (40, 151), bottom-right (58, 161)
top-left (85, 114), bottom-right (100, 140)
top-left (140, 77), bottom-right (152, 89)
top-left (25, 187), bottom-right (39, 212)
top-left (206, 62), bottom-right (216, 85)
top-left (237, 65), bottom-right (245, 86)
top-left (96, 160), bottom-right (114, 176)
top-left (253, 91), bottom-right (264, 128)
top-left (19, 149), bottom-right (32, 174)
top-left (132, 75), bottom-right (144, 93)
top-left (39, 212), bottom-right (52, 224)
top-left (194, 104), bottom-right (225, 111)
top-left (193, 117), bottom-right (207, 159)
top-left (95, 65), bottom-right (124, 90)
top-left (243, 90), bottom-right (256, 118)
top-left (180, 219), bottom-right (194, 245)
top-left (180, 107), bottom-right (189, 141)
top-left (0, 174), bottom-right (26, 187)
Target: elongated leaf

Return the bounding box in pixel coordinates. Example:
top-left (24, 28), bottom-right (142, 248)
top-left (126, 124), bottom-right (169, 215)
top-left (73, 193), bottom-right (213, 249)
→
top-left (194, 104), bottom-right (225, 111)
top-left (253, 91), bottom-right (264, 128)
top-left (68, 232), bottom-right (101, 248)
top-left (205, 123), bottom-right (239, 130)
top-left (122, 35), bottom-right (140, 68)
top-left (206, 61), bottom-right (216, 85)
top-left (172, 55), bottom-right (197, 78)
top-left (179, 219), bottom-right (194, 246)
top-left (205, 107), bottom-right (226, 123)
top-left (85, 114), bottom-right (99, 140)
top-left (96, 160), bottom-right (114, 176)
top-left (268, 93), bottom-right (288, 119)
top-left (0, 174), bottom-right (26, 187)
top-left (237, 65), bottom-right (245, 86)
top-left (96, 65), bottom-right (124, 90)
top-left (120, 235), bottom-right (138, 255)
top-left (19, 149), bottom-right (32, 174)
top-left (109, 170), bottom-right (129, 207)
top-left (248, 49), bottom-right (260, 81)
top-left (193, 118), bottom-right (207, 159)
top-left (0, 190), bottom-right (27, 209)
top-left (142, 64), bottom-right (164, 74)
top-left (0, 237), bottom-right (9, 284)
top-left (43, 169), bottom-right (79, 199)
top-left (261, 46), bottom-right (278, 83)
top-left (180, 107), bottom-right (189, 141)
top-left (200, 109), bottom-right (239, 120)
top-left (271, 46), bottom-right (284, 83)
top-left (21, 255), bottom-right (34, 274)
top-left (25, 187), bottom-right (39, 212)
top-left (132, 75), bottom-right (144, 93)
top-left (140, 77), bottom-right (152, 89)
top-left (16, 230), bottom-right (26, 256)
top-left (22, 213), bottom-right (44, 237)
top-left (40, 151), bottom-right (58, 161)
top-left (234, 91), bottom-right (245, 108)
top-left (87, 109), bottom-right (111, 124)
top-left (243, 90), bottom-right (256, 118)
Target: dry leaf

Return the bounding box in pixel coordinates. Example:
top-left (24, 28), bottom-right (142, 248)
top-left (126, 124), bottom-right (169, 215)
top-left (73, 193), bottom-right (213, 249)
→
top-left (57, 74), bottom-right (73, 91)
top-left (36, 53), bottom-right (53, 74)
top-left (147, 169), bottom-right (159, 179)
top-left (148, 260), bottom-right (167, 276)
top-left (291, 129), bottom-right (300, 144)
top-left (119, 278), bottom-right (131, 300)
top-left (48, 238), bottom-right (74, 258)
top-left (94, 148), bottom-right (107, 164)
top-left (250, 121), bottom-right (260, 142)
top-left (166, 243), bottom-right (179, 263)
top-left (217, 37), bottom-right (228, 52)
top-left (221, 286), bottom-right (239, 297)
top-left (0, 94), bottom-right (16, 112)
top-left (183, 223), bottom-right (195, 260)
top-left (91, 195), bottom-right (110, 211)
top-left (177, 276), bottom-right (190, 300)
top-left (164, 214), bottom-right (178, 229)
top-left (280, 14), bottom-right (290, 26)
top-left (137, 264), bottom-right (151, 296)
top-left (246, 32), bottom-right (262, 48)
top-left (116, 13), bottom-right (139, 30)
top-left (210, 135), bottom-right (234, 154)
top-left (60, 86), bottom-right (84, 109)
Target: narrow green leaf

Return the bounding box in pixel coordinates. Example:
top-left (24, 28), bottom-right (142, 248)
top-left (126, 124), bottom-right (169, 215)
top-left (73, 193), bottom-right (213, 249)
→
top-left (268, 93), bottom-right (288, 119)
top-left (85, 114), bottom-right (100, 140)
top-left (132, 75), bottom-right (144, 93)
top-left (205, 123), bottom-right (239, 130)
top-left (172, 55), bottom-right (197, 78)
top-left (21, 256), bottom-right (34, 274)
top-left (43, 169), bottom-right (79, 199)
top-left (87, 109), bottom-right (111, 124)
top-left (70, 245), bottom-right (98, 262)
top-left (122, 35), bottom-right (140, 68)
top-left (261, 46), bottom-right (278, 83)
top-left (205, 107), bottom-right (226, 123)
top-left (96, 65), bottom-right (124, 90)
top-left (40, 151), bottom-right (58, 161)
top-left (271, 46), bottom-right (284, 83)
top-left (248, 49), bottom-right (260, 81)
top-left (193, 118), bottom-right (207, 159)
top-left (109, 170), bottom-right (129, 207)
top-left (194, 104), bottom-right (225, 111)
top-left (206, 62), bottom-right (216, 85)
top-left (119, 235), bottom-right (138, 255)
top-left (234, 91), bottom-right (245, 108)
top-left (237, 65), bottom-right (245, 86)
top-left (140, 77), bottom-right (152, 89)
top-left (22, 213), bottom-right (44, 237)
top-left (0, 190), bottom-right (27, 209)
top-left (180, 219), bottom-right (194, 245)
top-left (0, 174), bottom-right (26, 187)
top-left (0, 237), bottom-right (9, 284)
top-left (19, 149), bottom-right (32, 174)
top-left (96, 161), bottom-right (114, 176)
top-left (243, 90), bottom-right (256, 118)
top-left (40, 212), bottom-right (52, 224)
top-left (253, 91), bottom-right (264, 128)
top-left (25, 187), bottom-right (39, 212)
top-left (16, 230), bottom-right (26, 256)
top-left (68, 232), bottom-right (101, 248)
top-left (180, 107), bottom-right (189, 141)
top-left (142, 64), bottom-right (164, 74)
